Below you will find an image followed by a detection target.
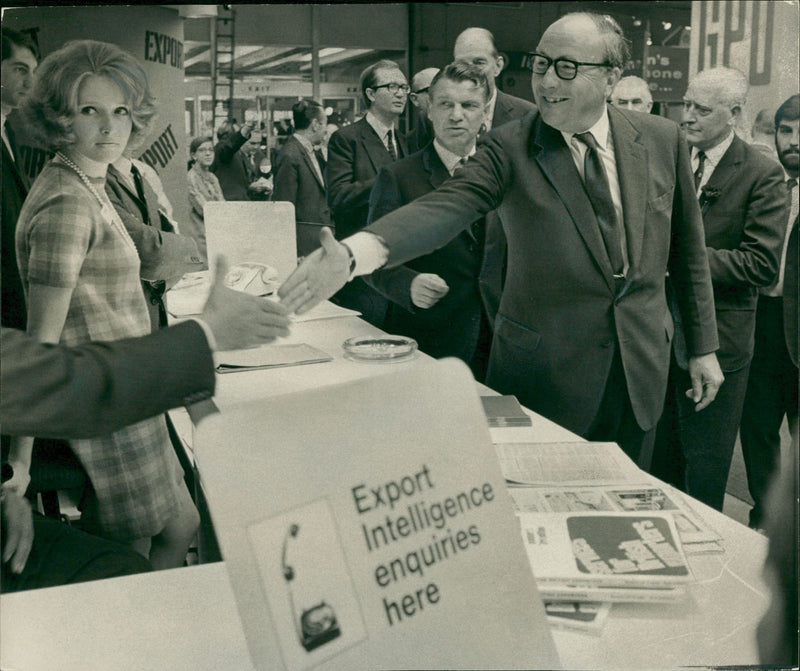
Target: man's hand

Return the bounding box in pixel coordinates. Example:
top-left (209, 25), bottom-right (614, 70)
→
top-left (3, 459), bottom-right (31, 496)
top-left (278, 228), bottom-right (350, 315)
top-left (201, 255), bottom-right (291, 351)
top-left (410, 273), bottom-right (449, 309)
top-left (2, 489), bottom-right (34, 574)
top-left (686, 352), bottom-right (725, 412)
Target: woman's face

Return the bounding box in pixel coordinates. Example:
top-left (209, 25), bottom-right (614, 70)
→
top-left (70, 74), bottom-right (132, 167)
top-left (192, 141), bottom-right (215, 168)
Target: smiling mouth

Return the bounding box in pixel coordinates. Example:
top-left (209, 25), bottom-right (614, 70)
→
top-left (542, 96), bottom-right (569, 104)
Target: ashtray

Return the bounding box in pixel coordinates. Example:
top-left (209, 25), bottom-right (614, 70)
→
top-left (342, 335), bottom-right (418, 362)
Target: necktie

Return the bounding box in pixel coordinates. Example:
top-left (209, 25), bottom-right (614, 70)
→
top-left (386, 129), bottom-right (398, 162)
top-left (693, 150), bottom-right (706, 192)
top-left (787, 177), bottom-right (797, 192)
top-left (574, 132), bottom-right (624, 277)
top-left (314, 147), bottom-right (327, 174)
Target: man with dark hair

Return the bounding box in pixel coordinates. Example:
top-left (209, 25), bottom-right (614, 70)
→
top-left (650, 68), bottom-right (787, 512)
top-left (739, 93), bottom-right (799, 528)
top-left (281, 12), bottom-right (723, 463)
top-left (326, 59), bottom-right (409, 326)
top-left (272, 99), bottom-right (331, 256)
top-left (1, 27), bottom-right (39, 330)
top-left (211, 118), bottom-right (257, 201)
top-left (366, 62), bottom-right (493, 380)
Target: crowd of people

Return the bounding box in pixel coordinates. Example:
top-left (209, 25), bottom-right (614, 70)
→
top-left (0, 11), bottom-right (796, 664)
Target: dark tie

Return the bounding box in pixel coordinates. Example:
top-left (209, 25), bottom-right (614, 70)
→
top-left (314, 147), bottom-right (327, 173)
top-left (787, 177), bottom-right (798, 192)
top-left (693, 150), bottom-right (706, 192)
top-left (574, 132), bottom-right (624, 277)
top-left (386, 129), bottom-right (398, 161)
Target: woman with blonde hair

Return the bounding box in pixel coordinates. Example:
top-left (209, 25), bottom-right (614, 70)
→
top-left (10, 40), bottom-right (198, 569)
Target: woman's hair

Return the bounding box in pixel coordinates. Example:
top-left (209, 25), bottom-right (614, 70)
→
top-left (190, 136), bottom-right (213, 154)
top-left (22, 39), bottom-right (157, 152)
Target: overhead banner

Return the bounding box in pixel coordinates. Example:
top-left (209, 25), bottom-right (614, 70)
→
top-left (195, 359), bottom-right (560, 670)
top-left (2, 6), bottom-right (189, 225)
top-left (690, 0), bottom-right (800, 134)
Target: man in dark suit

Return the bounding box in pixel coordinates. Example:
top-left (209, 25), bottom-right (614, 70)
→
top-left (739, 94), bottom-right (799, 527)
top-left (366, 62), bottom-right (493, 381)
top-left (326, 59), bottom-right (409, 326)
top-left (453, 27), bottom-right (537, 324)
top-left (106, 156), bottom-right (204, 330)
top-left (406, 67), bottom-right (439, 154)
top-left (272, 99), bottom-right (332, 257)
top-left (280, 12), bottom-right (723, 463)
top-left (651, 68), bottom-right (787, 512)
top-left (211, 119), bottom-right (257, 201)
top-left (1, 28), bottom-right (38, 330)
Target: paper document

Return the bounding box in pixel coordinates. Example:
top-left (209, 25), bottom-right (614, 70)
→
top-left (289, 301), bottom-right (361, 322)
top-left (216, 343), bottom-right (332, 373)
top-left (496, 441), bottom-right (646, 486)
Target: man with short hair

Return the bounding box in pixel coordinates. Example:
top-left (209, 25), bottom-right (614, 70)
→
top-left (326, 59), bottom-right (409, 326)
top-left (211, 119), bottom-right (257, 201)
top-left (651, 68), bottom-right (787, 511)
top-left (1, 27), bottom-right (38, 330)
top-left (739, 93), bottom-right (799, 528)
top-left (272, 99), bottom-right (332, 256)
top-left (366, 62), bottom-right (493, 380)
top-left (406, 67), bottom-right (440, 153)
top-left (280, 12), bottom-right (723, 463)
top-left (610, 75), bottom-right (653, 113)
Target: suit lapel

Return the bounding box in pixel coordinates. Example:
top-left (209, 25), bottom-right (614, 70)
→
top-left (531, 116), bottom-right (616, 289)
top-left (295, 138), bottom-right (325, 190)
top-left (2, 138), bottom-right (28, 196)
top-left (609, 106), bottom-right (647, 273)
top-left (422, 145), bottom-right (449, 190)
top-left (700, 135), bottom-right (744, 213)
top-left (359, 118), bottom-right (390, 175)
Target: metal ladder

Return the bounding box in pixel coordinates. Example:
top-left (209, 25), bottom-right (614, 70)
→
top-left (211, 5), bottom-right (236, 138)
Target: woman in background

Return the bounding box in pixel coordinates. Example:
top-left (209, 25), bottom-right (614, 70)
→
top-left (186, 135), bottom-right (224, 265)
top-left (11, 40), bottom-right (198, 569)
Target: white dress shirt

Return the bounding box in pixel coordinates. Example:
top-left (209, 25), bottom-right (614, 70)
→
top-left (365, 111), bottom-right (398, 154)
top-left (433, 139), bottom-right (476, 176)
top-left (692, 131), bottom-right (734, 192)
top-left (294, 132), bottom-right (324, 184)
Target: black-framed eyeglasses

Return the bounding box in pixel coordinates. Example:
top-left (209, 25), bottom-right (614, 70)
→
top-left (412, 87), bottom-right (429, 95)
top-left (529, 53), bottom-right (610, 81)
top-left (371, 83), bottom-right (411, 95)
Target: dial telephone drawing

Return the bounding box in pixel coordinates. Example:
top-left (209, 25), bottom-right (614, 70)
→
top-left (223, 262), bottom-right (279, 296)
top-left (281, 523), bottom-right (342, 652)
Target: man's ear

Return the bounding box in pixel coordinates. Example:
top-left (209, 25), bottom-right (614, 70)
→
top-left (730, 105), bottom-right (742, 124)
top-left (365, 88), bottom-right (376, 105)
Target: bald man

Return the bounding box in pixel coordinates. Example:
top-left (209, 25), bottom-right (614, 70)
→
top-left (610, 75), bottom-right (653, 113)
top-left (407, 67), bottom-right (440, 153)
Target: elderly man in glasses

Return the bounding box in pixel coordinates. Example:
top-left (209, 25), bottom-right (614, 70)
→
top-left (281, 12), bottom-right (721, 466)
top-left (325, 59), bottom-right (409, 327)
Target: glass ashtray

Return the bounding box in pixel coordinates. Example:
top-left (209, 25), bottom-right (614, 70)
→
top-left (342, 335), bottom-right (418, 362)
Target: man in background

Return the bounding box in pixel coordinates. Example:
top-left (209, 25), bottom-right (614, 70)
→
top-left (1, 28), bottom-right (38, 330)
top-left (739, 94), bottom-right (799, 528)
top-left (211, 119), bottom-right (257, 201)
top-left (272, 99), bottom-right (331, 257)
top-left (326, 59), bottom-right (409, 326)
top-left (610, 75), bottom-right (653, 113)
top-left (367, 62), bottom-right (493, 381)
top-left (651, 68), bottom-right (787, 511)
top-left (406, 67), bottom-right (439, 153)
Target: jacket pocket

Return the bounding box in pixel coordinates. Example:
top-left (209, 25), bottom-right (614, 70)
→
top-left (647, 187), bottom-right (674, 213)
top-left (495, 314), bottom-right (542, 351)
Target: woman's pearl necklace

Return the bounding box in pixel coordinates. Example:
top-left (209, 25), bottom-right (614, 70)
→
top-left (55, 152), bottom-right (137, 252)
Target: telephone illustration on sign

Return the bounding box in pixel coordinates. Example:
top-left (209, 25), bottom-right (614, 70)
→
top-left (281, 523), bottom-right (341, 652)
top-left (224, 262), bottom-right (278, 296)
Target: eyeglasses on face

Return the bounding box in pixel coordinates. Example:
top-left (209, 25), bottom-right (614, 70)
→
top-left (529, 53), bottom-right (610, 81)
top-left (371, 83), bottom-right (411, 95)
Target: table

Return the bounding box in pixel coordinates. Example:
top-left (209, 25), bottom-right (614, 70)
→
top-left (0, 312), bottom-right (771, 670)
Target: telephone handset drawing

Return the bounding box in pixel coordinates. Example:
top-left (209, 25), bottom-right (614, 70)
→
top-left (224, 262), bottom-right (278, 296)
top-left (281, 523), bottom-right (341, 652)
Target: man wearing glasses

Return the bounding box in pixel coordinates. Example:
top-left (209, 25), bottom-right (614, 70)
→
top-left (281, 12), bottom-right (721, 465)
top-left (326, 59), bottom-right (409, 327)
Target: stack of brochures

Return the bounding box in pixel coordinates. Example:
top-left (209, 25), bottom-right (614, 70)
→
top-left (481, 395), bottom-right (532, 427)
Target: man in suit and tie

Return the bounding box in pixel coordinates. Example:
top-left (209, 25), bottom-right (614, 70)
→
top-left (739, 94), bottom-right (799, 528)
top-left (453, 27), bottom-right (536, 325)
top-left (406, 67), bottom-right (439, 154)
top-left (272, 99), bottom-right (332, 257)
top-left (650, 68), bottom-right (787, 512)
top-left (1, 28), bottom-right (38, 330)
top-left (211, 119), bottom-right (257, 201)
top-left (326, 59), bottom-right (409, 326)
top-left (366, 62), bottom-right (493, 381)
top-left (280, 12), bottom-right (723, 463)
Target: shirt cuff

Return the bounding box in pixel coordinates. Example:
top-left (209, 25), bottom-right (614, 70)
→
top-left (344, 232), bottom-right (389, 276)
top-left (188, 316), bottom-right (218, 353)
